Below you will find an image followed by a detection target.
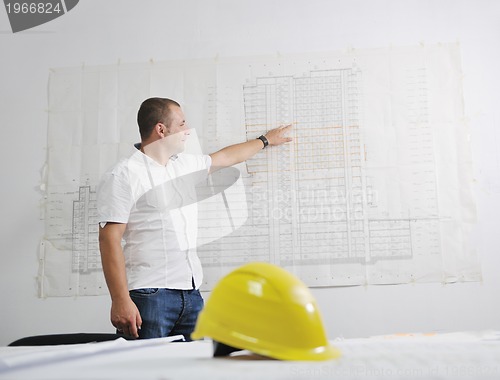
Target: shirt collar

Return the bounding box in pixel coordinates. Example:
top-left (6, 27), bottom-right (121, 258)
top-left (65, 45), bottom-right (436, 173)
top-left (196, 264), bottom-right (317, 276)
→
top-left (134, 142), bottom-right (179, 161)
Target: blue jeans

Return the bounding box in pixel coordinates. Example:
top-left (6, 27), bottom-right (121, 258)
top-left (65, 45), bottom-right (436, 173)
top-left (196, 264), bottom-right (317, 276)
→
top-left (129, 288), bottom-right (204, 340)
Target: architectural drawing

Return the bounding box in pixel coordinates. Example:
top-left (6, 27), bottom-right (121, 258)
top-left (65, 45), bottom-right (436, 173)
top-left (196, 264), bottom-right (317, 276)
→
top-left (40, 44), bottom-right (480, 296)
top-left (71, 186), bottom-right (100, 274)
top-left (197, 65), bottom-right (444, 287)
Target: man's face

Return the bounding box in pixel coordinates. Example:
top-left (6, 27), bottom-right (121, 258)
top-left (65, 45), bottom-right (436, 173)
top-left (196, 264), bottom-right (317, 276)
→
top-left (166, 105), bottom-right (188, 135)
top-left (163, 105), bottom-right (190, 153)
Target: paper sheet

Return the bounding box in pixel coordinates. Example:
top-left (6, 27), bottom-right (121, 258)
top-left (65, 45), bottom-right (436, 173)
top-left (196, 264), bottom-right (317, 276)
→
top-left (41, 43), bottom-right (480, 296)
top-left (1, 332), bottom-right (499, 380)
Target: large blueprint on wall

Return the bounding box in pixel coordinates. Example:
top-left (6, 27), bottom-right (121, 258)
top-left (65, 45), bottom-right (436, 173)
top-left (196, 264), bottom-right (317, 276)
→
top-left (40, 43), bottom-right (480, 296)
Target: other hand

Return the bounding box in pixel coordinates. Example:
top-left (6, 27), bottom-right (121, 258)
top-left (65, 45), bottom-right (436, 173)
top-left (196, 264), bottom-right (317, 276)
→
top-left (111, 297), bottom-right (142, 338)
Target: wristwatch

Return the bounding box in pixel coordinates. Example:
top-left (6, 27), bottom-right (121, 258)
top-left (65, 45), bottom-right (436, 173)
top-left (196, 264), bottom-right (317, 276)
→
top-left (257, 135), bottom-right (269, 149)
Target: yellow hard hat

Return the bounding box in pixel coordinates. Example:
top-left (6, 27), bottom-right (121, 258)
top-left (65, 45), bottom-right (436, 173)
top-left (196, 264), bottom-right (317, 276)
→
top-left (192, 262), bottom-right (341, 361)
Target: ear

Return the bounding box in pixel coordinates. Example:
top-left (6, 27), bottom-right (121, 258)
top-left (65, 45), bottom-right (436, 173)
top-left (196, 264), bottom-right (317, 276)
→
top-left (155, 123), bottom-right (166, 137)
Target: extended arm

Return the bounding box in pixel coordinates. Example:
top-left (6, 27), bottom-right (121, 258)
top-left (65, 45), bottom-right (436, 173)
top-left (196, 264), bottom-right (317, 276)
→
top-left (209, 124), bottom-right (292, 172)
top-left (99, 222), bottom-right (142, 338)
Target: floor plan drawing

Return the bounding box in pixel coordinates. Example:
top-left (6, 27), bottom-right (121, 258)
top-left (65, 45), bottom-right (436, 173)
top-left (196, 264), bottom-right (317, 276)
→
top-left (71, 186), bottom-right (100, 274)
top-left (197, 64), bottom-right (444, 287)
top-left (41, 44), bottom-right (480, 296)
top-left (41, 182), bottom-right (106, 296)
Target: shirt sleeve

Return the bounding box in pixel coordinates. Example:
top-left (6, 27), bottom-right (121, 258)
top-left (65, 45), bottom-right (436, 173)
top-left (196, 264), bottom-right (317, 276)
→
top-left (96, 165), bottom-right (134, 225)
top-left (196, 154), bottom-right (212, 183)
top-left (200, 154), bottom-right (212, 172)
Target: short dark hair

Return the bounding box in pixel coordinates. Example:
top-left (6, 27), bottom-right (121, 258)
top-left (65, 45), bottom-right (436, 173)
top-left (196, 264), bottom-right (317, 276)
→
top-left (137, 97), bottom-right (180, 140)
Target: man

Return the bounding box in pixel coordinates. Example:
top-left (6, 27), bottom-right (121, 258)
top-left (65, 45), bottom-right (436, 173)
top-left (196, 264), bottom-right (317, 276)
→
top-left (97, 97), bottom-right (292, 339)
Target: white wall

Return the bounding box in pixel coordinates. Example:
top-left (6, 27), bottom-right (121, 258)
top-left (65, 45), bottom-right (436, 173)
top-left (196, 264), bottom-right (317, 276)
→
top-left (1, 0), bottom-right (499, 346)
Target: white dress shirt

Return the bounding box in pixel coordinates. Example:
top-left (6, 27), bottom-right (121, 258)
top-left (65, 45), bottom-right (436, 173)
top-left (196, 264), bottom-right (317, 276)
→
top-left (97, 148), bottom-right (212, 290)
